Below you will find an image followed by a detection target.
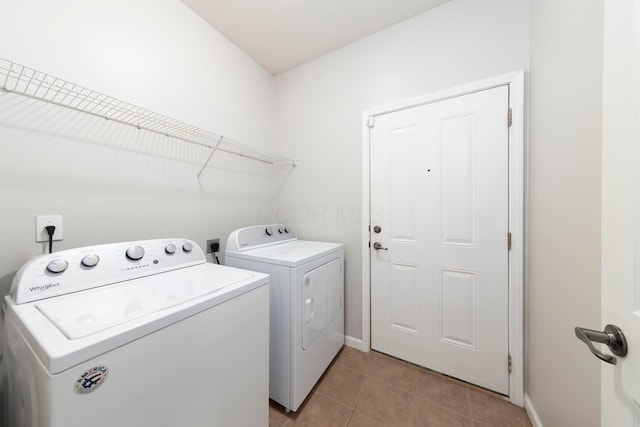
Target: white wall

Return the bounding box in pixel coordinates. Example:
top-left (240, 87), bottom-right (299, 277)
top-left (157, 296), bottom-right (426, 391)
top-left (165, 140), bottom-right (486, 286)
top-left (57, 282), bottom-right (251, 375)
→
top-left (271, 0), bottom-right (530, 343)
top-left (0, 0), bottom-right (282, 294)
top-left (528, 1), bottom-right (603, 426)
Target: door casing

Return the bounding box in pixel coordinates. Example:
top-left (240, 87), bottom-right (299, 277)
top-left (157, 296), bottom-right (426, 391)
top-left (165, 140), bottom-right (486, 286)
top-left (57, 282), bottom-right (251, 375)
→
top-left (360, 71), bottom-right (525, 406)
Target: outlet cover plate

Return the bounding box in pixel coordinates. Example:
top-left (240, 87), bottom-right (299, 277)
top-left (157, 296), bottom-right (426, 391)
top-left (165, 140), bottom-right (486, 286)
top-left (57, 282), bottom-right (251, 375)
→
top-left (35, 215), bottom-right (63, 242)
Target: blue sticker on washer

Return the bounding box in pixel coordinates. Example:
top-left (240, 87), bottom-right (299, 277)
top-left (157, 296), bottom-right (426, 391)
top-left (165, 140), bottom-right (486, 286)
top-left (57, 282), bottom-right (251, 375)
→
top-left (74, 366), bottom-right (109, 394)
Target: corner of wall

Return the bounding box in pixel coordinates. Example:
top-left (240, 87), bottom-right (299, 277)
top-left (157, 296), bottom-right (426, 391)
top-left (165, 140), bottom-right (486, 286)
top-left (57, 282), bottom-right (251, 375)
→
top-left (524, 394), bottom-right (544, 427)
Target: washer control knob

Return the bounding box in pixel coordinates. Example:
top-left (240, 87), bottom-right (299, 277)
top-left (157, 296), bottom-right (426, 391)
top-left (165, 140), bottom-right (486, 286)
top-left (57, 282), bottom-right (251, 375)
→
top-left (126, 246), bottom-right (145, 261)
top-left (165, 244), bottom-right (176, 255)
top-left (47, 259), bottom-right (69, 274)
top-left (265, 227), bottom-right (274, 236)
top-left (81, 254), bottom-right (100, 268)
top-left (283, 227), bottom-right (289, 234)
top-left (182, 242), bottom-right (193, 252)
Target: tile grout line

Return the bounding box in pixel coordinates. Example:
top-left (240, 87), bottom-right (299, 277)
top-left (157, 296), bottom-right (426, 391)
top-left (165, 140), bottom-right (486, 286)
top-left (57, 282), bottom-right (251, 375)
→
top-left (326, 348), bottom-right (376, 426)
top-left (407, 386), bottom-right (416, 426)
top-left (348, 356), bottom-right (372, 423)
top-left (406, 369), bottom-right (417, 425)
top-left (467, 388), bottom-right (477, 427)
top-left (349, 349), bottom-right (382, 425)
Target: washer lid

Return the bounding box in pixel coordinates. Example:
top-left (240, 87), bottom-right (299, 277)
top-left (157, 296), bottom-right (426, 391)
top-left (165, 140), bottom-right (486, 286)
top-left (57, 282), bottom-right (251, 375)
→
top-left (4, 263), bottom-right (269, 374)
top-left (226, 240), bottom-right (343, 267)
top-left (35, 265), bottom-right (254, 339)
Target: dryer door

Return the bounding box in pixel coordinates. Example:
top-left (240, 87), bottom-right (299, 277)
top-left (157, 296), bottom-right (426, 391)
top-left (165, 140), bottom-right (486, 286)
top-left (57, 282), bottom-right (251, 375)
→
top-left (302, 258), bottom-right (342, 350)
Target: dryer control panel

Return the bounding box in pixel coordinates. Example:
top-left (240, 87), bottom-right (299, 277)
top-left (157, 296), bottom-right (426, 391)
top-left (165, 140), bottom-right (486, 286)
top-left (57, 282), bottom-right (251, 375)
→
top-left (226, 224), bottom-right (297, 252)
top-left (10, 239), bottom-right (205, 304)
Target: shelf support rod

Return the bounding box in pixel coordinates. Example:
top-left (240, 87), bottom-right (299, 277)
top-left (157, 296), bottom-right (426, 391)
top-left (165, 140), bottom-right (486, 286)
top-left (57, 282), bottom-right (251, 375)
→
top-left (197, 136), bottom-right (224, 178)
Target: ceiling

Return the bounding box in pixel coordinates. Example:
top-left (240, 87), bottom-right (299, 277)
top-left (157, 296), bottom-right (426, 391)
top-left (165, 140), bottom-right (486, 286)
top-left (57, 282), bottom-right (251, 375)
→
top-left (180, 0), bottom-right (450, 74)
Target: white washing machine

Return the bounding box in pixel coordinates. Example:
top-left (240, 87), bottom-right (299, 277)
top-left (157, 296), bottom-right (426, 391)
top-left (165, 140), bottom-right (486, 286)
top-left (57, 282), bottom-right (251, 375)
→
top-left (225, 224), bottom-right (344, 412)
top-left (2, 238), bottom-right (270, 427)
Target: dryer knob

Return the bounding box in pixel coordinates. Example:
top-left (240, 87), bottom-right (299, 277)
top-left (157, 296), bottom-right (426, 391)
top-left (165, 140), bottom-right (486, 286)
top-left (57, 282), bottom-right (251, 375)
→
top-left (265, 227), bottom-right (274, 236)
top-left (283, 227), bottom-right (290, 234)
top-left (126, 245), bottom-right (145, 261)
top-left (165, 244), bottom-right (176, 255)
top-left (47, 259), bottom-right (69, 274)
top-left (182, 242), bottom-right (193, 252)
top-left (81, 254), bottom-right (100, 268)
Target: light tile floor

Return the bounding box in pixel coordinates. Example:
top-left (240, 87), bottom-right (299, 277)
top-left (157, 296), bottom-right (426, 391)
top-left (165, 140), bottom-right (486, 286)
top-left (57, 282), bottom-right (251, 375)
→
top-left (269, 347), bottom-right (532, 427)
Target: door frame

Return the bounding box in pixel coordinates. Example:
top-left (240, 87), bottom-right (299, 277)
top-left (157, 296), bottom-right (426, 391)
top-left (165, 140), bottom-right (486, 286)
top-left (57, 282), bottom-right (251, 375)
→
top-left (360, 71), bottom-right (525, 406)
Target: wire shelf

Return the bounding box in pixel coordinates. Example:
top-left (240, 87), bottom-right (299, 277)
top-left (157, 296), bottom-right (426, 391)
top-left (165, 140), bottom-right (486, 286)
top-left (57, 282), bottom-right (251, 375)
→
top-left (0, 58), bottom-right (296, 176)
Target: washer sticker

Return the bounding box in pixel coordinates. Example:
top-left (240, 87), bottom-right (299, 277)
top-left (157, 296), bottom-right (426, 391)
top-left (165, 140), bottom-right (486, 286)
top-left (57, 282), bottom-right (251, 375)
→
top-left (74, 366), bottom-right (109, 394)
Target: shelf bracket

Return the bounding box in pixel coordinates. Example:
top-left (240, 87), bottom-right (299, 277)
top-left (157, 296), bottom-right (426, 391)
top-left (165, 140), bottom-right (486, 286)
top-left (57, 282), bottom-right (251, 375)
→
top-left (197, 136), bottom-right (224, 179)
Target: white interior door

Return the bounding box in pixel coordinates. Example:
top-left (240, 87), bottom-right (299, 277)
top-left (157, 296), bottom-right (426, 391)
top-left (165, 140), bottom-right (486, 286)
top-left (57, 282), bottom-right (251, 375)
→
top-left (370, 85), bottom-right (510, 394)
top-left (598, 0), bottom-right (640, 424)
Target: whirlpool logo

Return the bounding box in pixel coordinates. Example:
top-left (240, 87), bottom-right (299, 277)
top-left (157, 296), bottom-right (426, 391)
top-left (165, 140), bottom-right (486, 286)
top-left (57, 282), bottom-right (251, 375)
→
top-left (74, 366), bottom-right (109, 394)
top-left (28, 282), bottom-right (60, 292)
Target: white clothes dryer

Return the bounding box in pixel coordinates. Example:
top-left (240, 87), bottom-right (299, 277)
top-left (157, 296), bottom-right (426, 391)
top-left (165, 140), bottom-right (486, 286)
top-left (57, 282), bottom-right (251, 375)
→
top-left (225, 224), bottom-right (344, 412)
top-left (3, 238), bottom-right (270, 427)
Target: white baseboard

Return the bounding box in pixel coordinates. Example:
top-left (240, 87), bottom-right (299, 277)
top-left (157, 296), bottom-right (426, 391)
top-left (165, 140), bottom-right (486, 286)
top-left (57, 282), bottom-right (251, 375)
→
top-left (345, 335), bottom-right (363, 351)
top-left (524, 394), bottom-right (543, 427)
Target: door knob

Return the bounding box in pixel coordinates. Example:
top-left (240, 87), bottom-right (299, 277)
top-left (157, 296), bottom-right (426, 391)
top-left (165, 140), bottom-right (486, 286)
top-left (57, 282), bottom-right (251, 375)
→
top-left (574, 324), bottom-right (628, 365)
top-left (373, 242), bottom-right (388, 251)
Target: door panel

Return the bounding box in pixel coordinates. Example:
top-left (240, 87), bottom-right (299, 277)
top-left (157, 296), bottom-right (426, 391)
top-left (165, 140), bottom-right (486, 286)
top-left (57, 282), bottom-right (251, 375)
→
top-left (440, 268), bottom-right (477, 349)
top-left (441, 113), bottom-right (476, 246)
top-left (302, 258), bottom-right (341, 350)
top-left (390, 263), bottom-right (419, 333)
top-left (390, 125), bottom-right (420, 242)
top-left (370, 85), bottom-right (510, 394)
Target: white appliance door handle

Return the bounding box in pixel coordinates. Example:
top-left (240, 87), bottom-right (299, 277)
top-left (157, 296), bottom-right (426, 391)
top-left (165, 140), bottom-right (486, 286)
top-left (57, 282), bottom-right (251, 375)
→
top-left (304, 298), bottom-right (314, 323)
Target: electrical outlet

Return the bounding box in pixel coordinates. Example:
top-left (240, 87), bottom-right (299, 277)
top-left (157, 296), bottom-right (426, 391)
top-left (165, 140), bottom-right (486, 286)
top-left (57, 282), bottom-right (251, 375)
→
top-left (206, 238), bottom-right (220, 254)
top-left (35, 215), bottom-right (63, 242)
